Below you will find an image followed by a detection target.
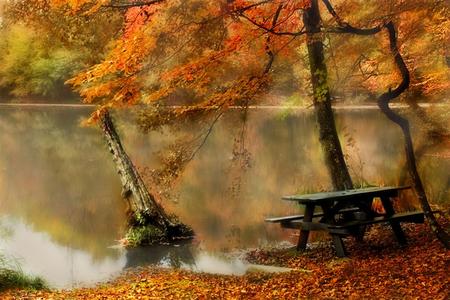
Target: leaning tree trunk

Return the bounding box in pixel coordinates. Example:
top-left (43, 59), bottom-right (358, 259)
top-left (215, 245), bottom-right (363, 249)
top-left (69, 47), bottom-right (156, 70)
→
top-left (377, 22), bottom-right (449, 248)
top-left (303, 0), bottom-right (353, 191)
top-left (100, 109), bottom-right (193, 244)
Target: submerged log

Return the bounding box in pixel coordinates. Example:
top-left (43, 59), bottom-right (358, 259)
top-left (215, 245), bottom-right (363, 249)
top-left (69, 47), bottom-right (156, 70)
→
top-left (100, 109), bottom-right (193, 245)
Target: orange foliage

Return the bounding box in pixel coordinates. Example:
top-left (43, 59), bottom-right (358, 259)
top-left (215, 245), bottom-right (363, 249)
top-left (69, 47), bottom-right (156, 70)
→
top-left (36, 0), bottom-right (448, 123)
top-left (322, 0), bottom-right (449, 99)
top-left (48, 0), bottom-right (313, 123)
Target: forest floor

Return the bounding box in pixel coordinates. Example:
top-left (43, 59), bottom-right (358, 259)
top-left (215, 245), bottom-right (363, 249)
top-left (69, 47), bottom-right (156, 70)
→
top-left (1, 221), bottom-right (449, 299)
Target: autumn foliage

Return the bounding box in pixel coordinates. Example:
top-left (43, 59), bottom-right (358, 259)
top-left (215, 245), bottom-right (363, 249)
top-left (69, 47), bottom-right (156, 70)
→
top-left (12, 1), bottom-right (434, 132)
top-left (3, 0), bottom-right (446, 126)
top-left (62, 1), bottom-right (313, 123)
top-left (2, 0), bottom-right (447, 116)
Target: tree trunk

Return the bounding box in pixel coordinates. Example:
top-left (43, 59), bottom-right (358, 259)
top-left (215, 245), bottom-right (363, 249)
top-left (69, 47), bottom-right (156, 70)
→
top-left (377, 22), bottom-right (449, 248)
top-left (303, 0), bottom-right (353, 191)
top-left (100, 109), bottom-right (193, 244)
top-left (379, 105), bottom-right (450, 248)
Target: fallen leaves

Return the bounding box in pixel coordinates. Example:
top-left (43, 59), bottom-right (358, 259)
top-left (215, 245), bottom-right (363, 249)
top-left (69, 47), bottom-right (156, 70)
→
top-left (1, 222), bottom-right (449, 299)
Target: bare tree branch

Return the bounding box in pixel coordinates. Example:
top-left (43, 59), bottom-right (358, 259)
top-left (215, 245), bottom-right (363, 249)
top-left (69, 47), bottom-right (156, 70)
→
top-left (322, 0), bottom-right (383, 35)
top-left (103, 0), bottom-right (165, 9)
top-left (239, 12), bottom-right (306, 36)
top-left (264, 4), bottom-right (283, 73)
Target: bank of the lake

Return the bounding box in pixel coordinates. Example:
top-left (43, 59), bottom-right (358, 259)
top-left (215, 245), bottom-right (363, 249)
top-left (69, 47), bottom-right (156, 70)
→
top-left (1, 222), bottom-right (448, 299)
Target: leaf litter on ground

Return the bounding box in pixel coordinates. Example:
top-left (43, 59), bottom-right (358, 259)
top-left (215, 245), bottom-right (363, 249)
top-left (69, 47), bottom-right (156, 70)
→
top-left (1, 221), bottom-right (449, 299)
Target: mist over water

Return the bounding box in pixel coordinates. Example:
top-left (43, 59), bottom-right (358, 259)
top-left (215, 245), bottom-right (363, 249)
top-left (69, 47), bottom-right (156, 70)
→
top-left (0, 106), bottom-right (448, 287)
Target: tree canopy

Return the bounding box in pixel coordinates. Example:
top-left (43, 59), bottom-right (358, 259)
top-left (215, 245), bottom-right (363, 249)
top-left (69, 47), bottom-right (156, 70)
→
top-left (3, 1), bottom-right (448, 110)
top-left (22, 1), bottom-right (446, 111)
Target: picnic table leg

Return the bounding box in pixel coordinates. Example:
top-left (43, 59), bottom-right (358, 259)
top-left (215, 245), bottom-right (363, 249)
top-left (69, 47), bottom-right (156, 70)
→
top-left (380, 195), bottom-right (407, 245)
top-left (352, 198), bottom-right (374, 242)
top-left (297, 204), bottom-right (315, 251)
top-left (320, 203), bottom-right (348, 257)
top-left (331, 234), bottom-right (347, 257)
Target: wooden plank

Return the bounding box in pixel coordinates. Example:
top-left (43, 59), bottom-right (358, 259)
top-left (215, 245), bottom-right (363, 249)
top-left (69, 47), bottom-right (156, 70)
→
top-left (265, 207), bottom-right (361, 223)
top-left (328, 211), bottom-right (424, 233)
top-left (282, 186), bottom-right (410, 204)
top-left (281, 221), bottom-right (330, 231)
top-left (265, 215), bottom-right (305, 223)
top-left (329, 227), bottom-right (351, 235)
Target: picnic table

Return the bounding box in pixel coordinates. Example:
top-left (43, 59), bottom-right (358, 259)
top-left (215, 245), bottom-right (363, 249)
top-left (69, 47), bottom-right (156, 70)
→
top-left (266, 186), bottom-right (425, 257)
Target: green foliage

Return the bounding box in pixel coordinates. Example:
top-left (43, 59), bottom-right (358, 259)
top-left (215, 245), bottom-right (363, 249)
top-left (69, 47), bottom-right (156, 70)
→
top-left (4, 1), bottom-right (123, 63)
top-left (125, 211), bottom-right (166, 246)
top-left (277, 93), bottom-right (311, 120)
top-left (0, 24), bottom-right (83, 98)
top-left (125, 212), bottom-right (193, 246)
top-left (125, 225), bottom-right (165, 247)
top-left (0, 254), bottom-right (47, 292)
top-left (0, 269), bottom-right (47, 291)
top-left (0, 1), bottom-right (124, 99)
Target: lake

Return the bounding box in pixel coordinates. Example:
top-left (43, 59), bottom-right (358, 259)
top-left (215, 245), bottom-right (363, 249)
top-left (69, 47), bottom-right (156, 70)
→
top-left (0, 105), bottom-right (448, 288)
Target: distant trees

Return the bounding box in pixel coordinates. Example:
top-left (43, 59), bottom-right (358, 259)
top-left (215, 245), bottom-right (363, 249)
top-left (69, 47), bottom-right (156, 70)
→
top-left (0, 24), bottom-right (81, 98)
top-left (0, 2), bottom-right (123, 100)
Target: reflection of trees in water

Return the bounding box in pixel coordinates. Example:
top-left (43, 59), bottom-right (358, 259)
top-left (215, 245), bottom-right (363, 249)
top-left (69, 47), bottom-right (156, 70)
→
top-left (0, 219), bottom-right (13, 240)
top-left (339, 110), bottom-right (449, 211)
top-left (0, 107), bottom-right (447, 260)
top-left (396, 111), bottom-right (450, 209)
top-left (126, 109), bottom-right (449, 250)
top-left (125, 242), bottom-right (195, 269)
top-left (0, 108), bottom-right (126, 260)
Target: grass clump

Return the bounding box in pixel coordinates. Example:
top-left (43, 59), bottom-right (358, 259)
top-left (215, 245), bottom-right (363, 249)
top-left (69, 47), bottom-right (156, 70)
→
top-left (0, 253), bottom-right (47, 292)
top-left (0, 268), bottom-right (46, 291)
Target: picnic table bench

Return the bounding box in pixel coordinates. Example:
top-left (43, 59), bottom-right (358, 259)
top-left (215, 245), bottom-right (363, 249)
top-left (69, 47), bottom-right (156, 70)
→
top-left (266, 186), bottom-right (425, 257)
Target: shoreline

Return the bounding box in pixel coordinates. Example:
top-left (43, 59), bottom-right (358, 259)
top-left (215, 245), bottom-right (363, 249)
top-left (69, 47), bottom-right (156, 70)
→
top-left (1, 223), bottom-right (447, 299)
top-left (0, 103), bottom-right (447, 110)
top-left (0, 103), bottom-right (95, 108)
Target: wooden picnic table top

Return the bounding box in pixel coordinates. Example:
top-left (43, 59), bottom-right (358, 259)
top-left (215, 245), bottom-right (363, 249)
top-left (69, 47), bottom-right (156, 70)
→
top-left (282, 186), bottom-right (411, 204)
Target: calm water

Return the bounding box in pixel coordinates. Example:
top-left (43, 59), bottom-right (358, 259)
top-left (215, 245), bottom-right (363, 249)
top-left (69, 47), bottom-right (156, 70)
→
top-left (0, 106), bottom-right (448, 288)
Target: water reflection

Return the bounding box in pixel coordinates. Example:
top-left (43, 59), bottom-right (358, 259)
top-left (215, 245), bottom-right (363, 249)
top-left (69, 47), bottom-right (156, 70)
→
top-left (0, 108), bottom-right (126, 261)
top-left (125, 243), bottom-right (250, 276)
top-left (0, 106), bottom-right (448, 287)
top-left (0, 216), bottom-right (251, 288)
top-left (125, 241), bottom-right (196, 269)
top-left (0, 216), bottom-right (126, 288)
